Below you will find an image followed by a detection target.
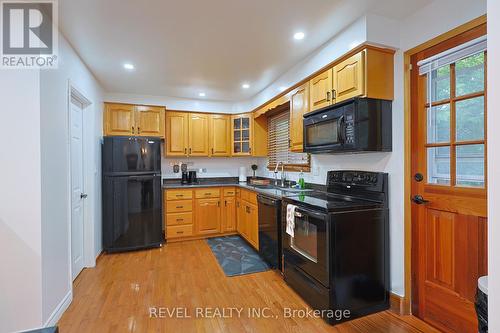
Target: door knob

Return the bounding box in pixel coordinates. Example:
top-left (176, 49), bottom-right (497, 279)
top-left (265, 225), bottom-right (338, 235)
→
top-left (412, 194), bottom-right (429, 205)
top-left (80, 193), bottom-right (88, 199)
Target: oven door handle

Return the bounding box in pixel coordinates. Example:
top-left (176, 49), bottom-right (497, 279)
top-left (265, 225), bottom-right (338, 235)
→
top-left (337, 115), bottom-right (345, 144)
top-left (294, 206), bottom-right (328, 220)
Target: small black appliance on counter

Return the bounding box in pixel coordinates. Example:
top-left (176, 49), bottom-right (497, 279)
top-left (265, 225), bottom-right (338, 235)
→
top-left (102, 136), bottom-right (164, 252)
top-left (282, 170), bottom-right (390, 324)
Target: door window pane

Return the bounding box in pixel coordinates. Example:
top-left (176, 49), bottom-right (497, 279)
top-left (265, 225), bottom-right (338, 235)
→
top-left (427, 104), bottom-right (450, 143)
top-left (456, 144), bottom-right (485, 187)
top-left (234, 130), bottom-right (241, 141)
top-left (242, 130), bottom-right (249, 141)
top-left (242, 142), bottom-right (249, 153)
top-left (233, 118), bottom-right (241, 129)
top-left (429, 65), bottom-right (450, 102)
top-left (456, 97), bottom-right (484, 141)
top-left (456, 52), bottom-right (484, 96)
top-left (234, 142), bottom-right (241, 153)
top-left (427, 146), bottom-right (450, 185)
top-left (242, 118), bottom-right (249, 129)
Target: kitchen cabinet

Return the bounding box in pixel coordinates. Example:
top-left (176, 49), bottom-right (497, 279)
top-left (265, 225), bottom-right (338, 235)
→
top-left (165, 112), bottom-right (189, 156)
top-left (222, 196), bottom-right (236, 232)
top-left (195, 197), bottom-right (221, 235)
top-left (290, 83), bottom-right (309, 152)
top-left (238, 189), bottom-right (259, 250)
top-left (188, 113), bottom-right (210, 156)
top-left (247, 202), bottom-right (259, 249)
top-left (231, 113), bottom-right (253, 156)
top-left (164, 189), bottom-right (194, 240)
top-left (332, 51), bottom-right (365, 103)
top-left (309, 69), bottom-right (333, 112)
top-left (308, 48), bottom-right (394, 111)
top-left (104, 103), bottom-right (165, 137)
top-left (209, 115), bottom-right (231, 156)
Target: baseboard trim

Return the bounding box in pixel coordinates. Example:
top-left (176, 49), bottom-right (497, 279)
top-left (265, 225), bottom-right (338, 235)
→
top-left (390, 293), bottom-right (405, 315)
top-left (44, 290), bottom-right (72, 327)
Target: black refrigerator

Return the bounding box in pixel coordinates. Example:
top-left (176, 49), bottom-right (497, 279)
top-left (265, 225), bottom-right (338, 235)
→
top-left (102, 136), bottom-right (164, 252)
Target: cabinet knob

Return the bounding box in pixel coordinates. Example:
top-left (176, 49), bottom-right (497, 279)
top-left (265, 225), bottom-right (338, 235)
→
top-left (326, 91), bottom-right (331, 102)
top-left (132, 126), bottom-right (135, 134)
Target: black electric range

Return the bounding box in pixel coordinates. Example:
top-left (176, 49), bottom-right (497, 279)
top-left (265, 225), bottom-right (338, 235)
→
top-left (282, 170), bottom-right (390, 325)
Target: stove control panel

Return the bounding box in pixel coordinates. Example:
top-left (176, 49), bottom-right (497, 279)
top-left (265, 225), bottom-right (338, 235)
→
top-left (327, 170), bottom-right (381, 187)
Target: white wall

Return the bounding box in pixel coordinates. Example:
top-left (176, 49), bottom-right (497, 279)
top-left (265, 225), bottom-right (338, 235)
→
top-left (487, 0), bottom-right (499, 330)
top-left (162, 156), bottom-right (267, 179)
top-left (0, 71), bottom-right (43, 332)
top-left (39, 32), bottom-right (104, 325)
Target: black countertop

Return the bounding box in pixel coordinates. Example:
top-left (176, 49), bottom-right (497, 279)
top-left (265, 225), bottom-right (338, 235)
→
top-left (162, 177), bottom-right (314, 199)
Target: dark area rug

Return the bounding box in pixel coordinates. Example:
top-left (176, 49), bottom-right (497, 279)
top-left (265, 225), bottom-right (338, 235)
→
top-left (206, 235), bottom-right (270, 276)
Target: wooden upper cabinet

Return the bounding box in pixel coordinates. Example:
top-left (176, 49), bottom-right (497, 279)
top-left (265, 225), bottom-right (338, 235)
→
top-left (104, 103), bottom-right (136, 136)
top-left (165, 112), bottom-right (189, 156)
top-left (333, 51), bottom-right (365, 103)
top-left (309, 69), bottom-right (333, 112)
top-left (135, 105), bottom-right (165, 137)
top-left (195, 198), bottom-right (221, 235)
top-left (188, 113), bottom-right (210, 156)
top-left (290, 83), bottom-right (309, 152)
top-left (231, 113), bottom-right (253, 156)
top-left (209, 115), bottom-right (231, 157)
top-left (104, 103), bottom-right (165, 137)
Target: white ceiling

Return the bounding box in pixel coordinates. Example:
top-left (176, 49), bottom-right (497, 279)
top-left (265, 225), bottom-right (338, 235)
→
top-left (59, 0), bottom-right (431, 102)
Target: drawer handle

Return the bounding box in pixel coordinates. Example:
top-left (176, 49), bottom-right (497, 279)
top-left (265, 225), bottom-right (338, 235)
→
top-left (176, 218), bottom-right (184, 222)
top-left (227, 192), bottom-right (234, 195)
top-left (176, 194), bottom-right (184, 197)
top-left (176, 231), bottom-right (184, 234)
top-left (204, 193), bottom-right (211, 196)
top-left (176, 206), bottom-right (183, 209)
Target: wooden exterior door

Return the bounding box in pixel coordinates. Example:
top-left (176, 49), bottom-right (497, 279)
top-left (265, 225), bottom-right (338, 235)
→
top-left (195, 198), bottom-right (221, 235)
top-left (411, 24), bottom-right (487, 333)
top-left (104, 103), bottom-right (135, 136)
top-left (135, 105), bottom-right (164, 137)
top-left (165, 112), bottom-right (188, 156)
top-left (290, 83), bottom-right (309, 152)
top-left (209, 114), bottom-right (231, 156)
top-left (188, 113), bottom-right (209, 156)
top-left (309, 69), bottom-right (332, 111)
top-left (333, 51), bottom-right (365, 103)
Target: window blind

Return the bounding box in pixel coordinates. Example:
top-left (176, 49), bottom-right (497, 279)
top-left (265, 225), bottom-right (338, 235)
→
top-left (418, 35), bottom-right (486, 75)
top-left (267, 111), bottom-right (309, 168)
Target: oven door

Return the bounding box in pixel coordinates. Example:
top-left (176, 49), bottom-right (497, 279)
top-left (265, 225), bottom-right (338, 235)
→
top-left (283, 205), bottom-right (330, 287)
top-left (303, 107), bottom-right (345, 153)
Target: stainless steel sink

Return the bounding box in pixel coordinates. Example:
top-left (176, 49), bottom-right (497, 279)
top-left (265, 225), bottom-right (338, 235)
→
top-left (250, 184), bottom-right (312, 192)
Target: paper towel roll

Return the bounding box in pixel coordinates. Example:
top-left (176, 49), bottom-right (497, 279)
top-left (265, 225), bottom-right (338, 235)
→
top-left (239, 166), bottom-right (247, 182)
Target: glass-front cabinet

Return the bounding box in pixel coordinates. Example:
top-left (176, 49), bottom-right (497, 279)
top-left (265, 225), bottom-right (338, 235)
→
top-left (231, 113), bottom-right (253, 156)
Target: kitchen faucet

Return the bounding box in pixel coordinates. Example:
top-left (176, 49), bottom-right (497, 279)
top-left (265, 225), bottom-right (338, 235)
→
top-left (274, 162), bottom-right (286, 187)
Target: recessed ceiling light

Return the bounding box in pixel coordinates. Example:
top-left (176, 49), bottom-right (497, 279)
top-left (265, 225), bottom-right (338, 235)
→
top-left (123, 63), bottom-right (135, 70)
top-left (242, 83), bottom-right (250, 89)
top-left (293, 32), bottom-right (305, 40)
top-left (199, 92), bottom-right (206, 97)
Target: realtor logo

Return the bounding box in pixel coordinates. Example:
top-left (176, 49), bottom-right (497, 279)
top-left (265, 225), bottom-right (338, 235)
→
top-left (1, 0), bottom-right (58, 68)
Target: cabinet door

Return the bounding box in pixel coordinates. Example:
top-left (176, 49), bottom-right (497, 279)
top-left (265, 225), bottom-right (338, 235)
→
top-left (209, 115), bottom-right (231, 156)
top-left (188, 113), bottom-right (210, 156)
top-left (222, 197), bottom-right (236, 232)
top-left (104, 103), bottom-right (135, 136)
top-left (290, 83), bottom-right (309, 152)
top-left (231, 114), bottom-right (253, 156)
top-left (195, 198), bottom-right (221, 235)
top-left (248, 203), bottom-right (259, 250)
top-left (135, 105), bottom-right (165, 137)
top-left (165, 112), bottom-right (188, 156)
top-left (333, 51), bottom-right (365, 103)
top-left (309, 69), bottom-right (333, 111)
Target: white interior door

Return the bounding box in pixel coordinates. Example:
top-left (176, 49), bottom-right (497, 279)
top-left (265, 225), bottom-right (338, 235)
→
top-left (70, 98), bottom-right (85, 280)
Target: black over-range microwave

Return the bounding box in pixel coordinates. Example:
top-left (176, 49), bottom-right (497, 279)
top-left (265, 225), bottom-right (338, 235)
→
top-left (303, 97), bottom-right (392, 154)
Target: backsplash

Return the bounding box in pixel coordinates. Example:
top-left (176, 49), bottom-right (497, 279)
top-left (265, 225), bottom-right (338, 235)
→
top-left (162, 156), bottom-right (268, 179)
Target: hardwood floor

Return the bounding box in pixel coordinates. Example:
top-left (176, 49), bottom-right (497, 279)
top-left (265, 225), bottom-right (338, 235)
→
top-left (58, 240), bottom-right (440, 333)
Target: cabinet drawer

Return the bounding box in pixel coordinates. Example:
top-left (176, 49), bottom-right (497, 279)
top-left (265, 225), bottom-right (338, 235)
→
top-left (166, 224), bottom-right (193, 239)
top-left (166, 212), bottom-right (192, 226)
top-left (166, 200), bottom-right (193, 213)
top-left (165, 189), bottom-right (193, 201)
top-left (195, 188), bottom-right (221, 198)
top-left (223, 187), bottom-right (236, 197)
top-left (241, 189), bottom-right (257, 204)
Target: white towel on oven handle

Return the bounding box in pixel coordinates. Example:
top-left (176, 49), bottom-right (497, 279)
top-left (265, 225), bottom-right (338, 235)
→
top-left (286, 204), bottom-right (297, 237)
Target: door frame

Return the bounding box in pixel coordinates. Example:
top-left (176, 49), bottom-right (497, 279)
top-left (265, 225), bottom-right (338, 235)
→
top-left (402, 15), bottom-right (487, 315)
top-left (66, 80), bottom-right (93, 282)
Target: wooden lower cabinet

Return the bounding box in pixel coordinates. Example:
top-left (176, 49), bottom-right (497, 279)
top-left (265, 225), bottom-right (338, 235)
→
top-left (164, 187), bottom-right (258, 249)
top-left (195, 198), bottom-right (221, 235)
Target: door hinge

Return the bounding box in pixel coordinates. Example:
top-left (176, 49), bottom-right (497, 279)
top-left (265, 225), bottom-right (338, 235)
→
top-left (409, 63), bottom-right (413, 71)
